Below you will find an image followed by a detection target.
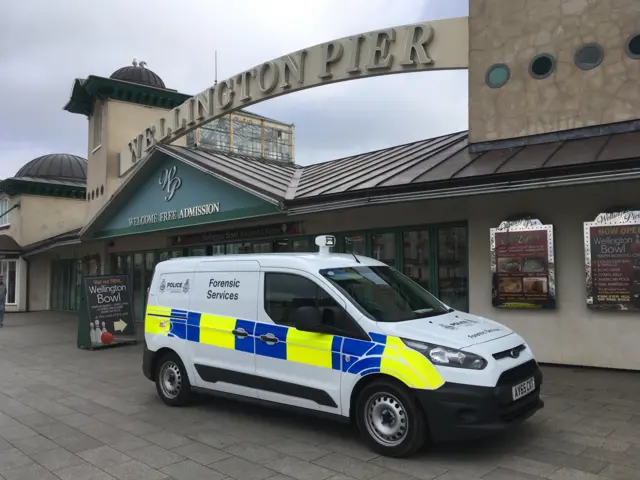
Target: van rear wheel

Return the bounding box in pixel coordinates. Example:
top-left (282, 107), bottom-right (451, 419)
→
top-left (355, 379), bottom-right (427, 457)
top-left (155, 352), bottom-right (191, 406)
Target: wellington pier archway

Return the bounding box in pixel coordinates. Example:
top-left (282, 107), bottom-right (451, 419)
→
top-left (120, 17), bottom-right (469, 174)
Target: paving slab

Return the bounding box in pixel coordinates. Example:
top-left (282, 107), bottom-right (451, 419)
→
top-left (1, 312), bottom-right (640, 480)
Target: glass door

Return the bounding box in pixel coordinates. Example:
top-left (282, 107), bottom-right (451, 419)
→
top-left (344, 233), bottom-right (366, 255)
top-left (403, 230), bottom-right (430, 291)
top-left (371, 232), bottom-right (396, 267)
top-left (144, 252), bottom-right (155, 315)
top-left (437, 226), bottom-right (469, 312)
top-left (133, 253), bottom-right (144, 322)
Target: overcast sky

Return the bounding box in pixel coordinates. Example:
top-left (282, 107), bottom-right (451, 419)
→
top-left (0, 0), bottom-right (468, 177)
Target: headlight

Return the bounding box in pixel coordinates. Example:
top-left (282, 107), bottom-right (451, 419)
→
top-left (402, 338), bottom-right (487, 370)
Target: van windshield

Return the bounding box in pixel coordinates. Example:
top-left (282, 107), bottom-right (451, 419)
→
top-left (319, 266), bottom-right (450, 323)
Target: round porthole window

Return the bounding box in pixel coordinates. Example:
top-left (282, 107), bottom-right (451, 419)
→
top-left (575, 43), bottom-right (604, 70)
top-left (529, 53), bottom-right (556, 79)
top-left (626, 33), bottom-right (640, 59)
top-left (485, 63), bottom-right (510, 89)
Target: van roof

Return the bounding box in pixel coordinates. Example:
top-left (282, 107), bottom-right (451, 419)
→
top-left (155, 252), bottom-right (388, 271)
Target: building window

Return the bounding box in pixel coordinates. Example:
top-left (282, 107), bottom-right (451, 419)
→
top-left (92, 101), bottom-right (103, 149)
top-left (437, 226), bottom-right (469, 312)
top-left (485, 64), bottom-right (510, 88)
top-left (371, 232), bottom-right (396, 267)
top-left (403, 230), bottom-right (430, 291)
top-left (529, 53), bottom-right (556, 79)
top-left (575, 43), bottom-right (604, 70)
top-left (293, 238), bottom-right (312, 252)
top-left (344, 234), bottom-right (366, 256)
top-left (0, 260), bottom-right (16, 304)
top-left (0, 198), bottom-right (10, 226)
top-left (625, 33), bottom-right (640, 59)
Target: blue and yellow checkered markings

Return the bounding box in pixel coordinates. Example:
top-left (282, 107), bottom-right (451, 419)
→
top-left (254, 323), bottom-right (287, 360)
top-left (145, 306), bottom-right (445, 390)
top-left (235, 319), bottom-right (256, 354)
top-left (331, 336), bottom-right (342, 371)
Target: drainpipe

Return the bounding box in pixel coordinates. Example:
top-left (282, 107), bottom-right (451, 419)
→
top-left (24, 257), bottom-right (30, 312)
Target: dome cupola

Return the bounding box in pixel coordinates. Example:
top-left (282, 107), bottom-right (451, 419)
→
top-left (110, 59), bottom-right (166, 89)
top-left (14, 153), bottom-right (88, 182)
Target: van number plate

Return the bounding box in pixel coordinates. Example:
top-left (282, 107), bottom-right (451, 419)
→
top-left (512, 377), bottom-right (535, 401)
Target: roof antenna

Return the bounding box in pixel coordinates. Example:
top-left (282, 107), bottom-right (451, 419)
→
top-left (351, 253), bottom-right (361, 264)
top-left (214, 50), bottom-right (218, 86)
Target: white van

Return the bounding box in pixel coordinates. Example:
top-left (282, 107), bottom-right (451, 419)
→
top-left (142, 235), bottom-right (543, 457)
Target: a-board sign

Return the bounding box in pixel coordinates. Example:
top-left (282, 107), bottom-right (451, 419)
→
top-left (84, 275), bottom-right (136, 346)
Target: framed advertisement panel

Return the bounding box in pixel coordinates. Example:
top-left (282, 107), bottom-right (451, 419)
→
top-left (78, 275), bottom-right (137, 350)
top-left (584, 210), bottom-right (640, 311)
top-left (490, 218), bottom-right (556, 309)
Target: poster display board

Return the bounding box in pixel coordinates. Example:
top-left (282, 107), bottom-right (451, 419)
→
top-left (584, 210), bottom-right (640, 311)
top-left (490, 218), bottom-right (556, 309)
top-left (78, 275), bottom-right (137, 350)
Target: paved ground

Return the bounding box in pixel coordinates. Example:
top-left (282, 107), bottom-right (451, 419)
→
top-left (0, 313), bottom-right (640, 480)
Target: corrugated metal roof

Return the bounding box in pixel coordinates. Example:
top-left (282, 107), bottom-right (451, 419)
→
top-left (160, 145), bottom-right (298, 202)
top-left (160, 130), bottom-right (640, 204)
top-left (22, 228), bottom-right (81, 254)
top-left (0, 235), bottom-right (20, 252)
top-left (291, 130), bottom-right (640, 201)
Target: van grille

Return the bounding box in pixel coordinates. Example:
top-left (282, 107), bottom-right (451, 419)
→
top-left (493, 344), bottom-right (526, 360)
top-left (497, 359), bottom-right (538, 386)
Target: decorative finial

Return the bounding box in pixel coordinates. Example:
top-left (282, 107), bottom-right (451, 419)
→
top-left (139, 61), bottom-right (147, 68)
top-left (132, 58), bottom-right (138, 67)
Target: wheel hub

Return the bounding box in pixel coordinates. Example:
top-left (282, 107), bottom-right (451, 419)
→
top-left (364, 392), bottom-right (408, 447)
top-left (159, 361), bottom-right (182, 399)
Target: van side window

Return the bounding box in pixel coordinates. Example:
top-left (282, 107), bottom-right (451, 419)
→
top-left (264, 273), bottom-right (361, 337)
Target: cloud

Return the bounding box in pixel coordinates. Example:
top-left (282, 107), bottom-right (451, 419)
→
top-left (0, 0), bottom-right (468, 177)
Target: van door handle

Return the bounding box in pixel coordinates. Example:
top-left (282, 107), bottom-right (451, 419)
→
top-left (259, 333), bottom-right (278, 344)
top-left (232, 328), bottom-right (248, 338)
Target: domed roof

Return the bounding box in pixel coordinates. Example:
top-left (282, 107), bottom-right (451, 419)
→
top-left (15, 154), bottom-right (88, 182)
top-left (110, 59), bottom-right (166, 89)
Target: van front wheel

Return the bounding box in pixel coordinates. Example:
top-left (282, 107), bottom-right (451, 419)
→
top-left (155, 352), bottom-right (191, 407)
top-left (355, 379), bottom-right (427, 457)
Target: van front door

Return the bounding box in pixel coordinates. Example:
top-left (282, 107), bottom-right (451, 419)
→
top-left (255, 269), bottom-right (354, 415)
top-left (187, 260), bottom-right (260, 399)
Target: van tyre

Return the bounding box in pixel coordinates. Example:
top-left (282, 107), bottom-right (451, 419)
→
top-left (155, 352), bottom-right (192, 407)
top-left (355, 379), bottom-right (427, 457)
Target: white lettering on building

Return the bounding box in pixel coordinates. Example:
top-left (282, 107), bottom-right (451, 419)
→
top-left (127, 202), bottom-right (221, 227)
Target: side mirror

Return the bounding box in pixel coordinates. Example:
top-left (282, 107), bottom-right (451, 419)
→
top-left (292, 306), bottom-right (325, 333)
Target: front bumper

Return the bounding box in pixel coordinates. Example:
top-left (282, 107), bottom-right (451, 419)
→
top-left (415, 359), bottom-right (544, 442)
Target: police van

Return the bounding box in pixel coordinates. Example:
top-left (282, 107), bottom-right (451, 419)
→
top-left (142, 235), bottom-right (543, 457)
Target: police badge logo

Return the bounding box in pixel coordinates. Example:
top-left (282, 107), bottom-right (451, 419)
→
top-left (183, 279), bottom-right (190, 294)
top-left (159, 278), bottom-right (166, 293)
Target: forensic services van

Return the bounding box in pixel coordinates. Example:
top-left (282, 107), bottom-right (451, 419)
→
top-left (142, 235), bottom-right (543, 457)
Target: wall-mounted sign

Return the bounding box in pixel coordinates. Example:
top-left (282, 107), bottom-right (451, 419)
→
top-left (128, 202), bottom-right (220, 227)
top-left (170, 221), bottom-right (304, 247)
top-left (490, 218), bottom-right (556, 309)
top-left (159, 165), bottom-right (182, 201)
top-left (119, 17), bottom-right (469, 175)
top-left (584, 210), bottom-right (640, 310)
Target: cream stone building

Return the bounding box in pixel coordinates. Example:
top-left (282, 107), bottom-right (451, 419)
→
top-left (12, 0), bottom-right (640, 371)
